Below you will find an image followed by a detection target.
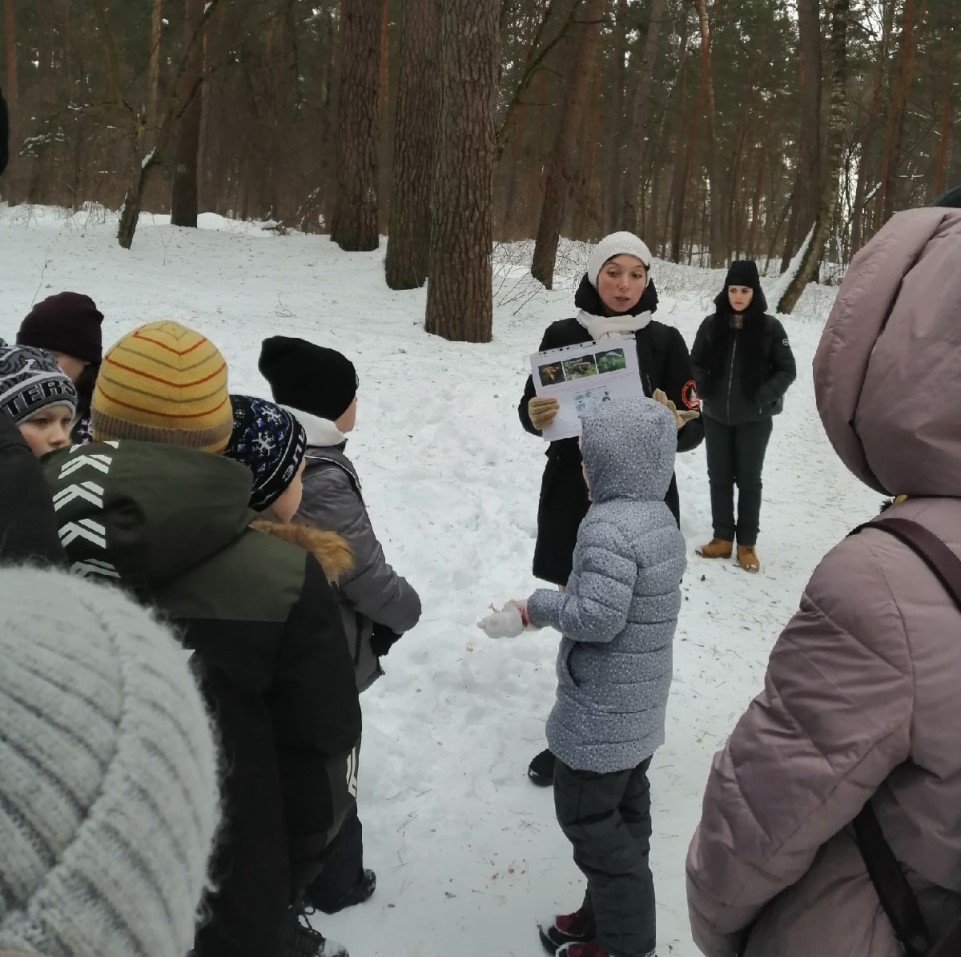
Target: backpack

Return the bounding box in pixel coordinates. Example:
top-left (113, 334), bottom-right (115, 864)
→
top-left (849, 515), bottom-right (961, 957)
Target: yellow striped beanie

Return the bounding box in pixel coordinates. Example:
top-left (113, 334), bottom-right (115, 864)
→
top-left (92, 320), bottom-right (232, 453)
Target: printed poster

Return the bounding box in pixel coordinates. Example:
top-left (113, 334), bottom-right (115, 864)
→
top-left (530, 337), bottom-right (643, 441)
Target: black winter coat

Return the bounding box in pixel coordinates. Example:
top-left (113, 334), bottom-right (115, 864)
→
top-left (519, 314), bottom-right (703, 585)
top-left (691, 313), bottom-right (796, 426)
top-left (0, 413), bottom-right (64, 564)
top-left (43, 441), bottom-right (362, 957)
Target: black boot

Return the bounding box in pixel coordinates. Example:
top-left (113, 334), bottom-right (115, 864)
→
top-left (528, 748), bottom-right (556, 786)
top-left (282, 903), bottom-right (349, 957)
top-left (309, 868), bottom-right (376, 915)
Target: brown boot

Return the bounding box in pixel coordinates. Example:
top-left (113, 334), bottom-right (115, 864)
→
top-left (697, 538), bottom-right (733, 559)
top-left (737, 544), bottom-right (760, 572)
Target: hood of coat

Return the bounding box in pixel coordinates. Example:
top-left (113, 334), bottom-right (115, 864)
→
top-left (250, 519), bottom-right (353, 583)
top-left (42, 440), bottom-right (255, 590)
top-left (814, 207), bottom-right (961, 496)
top-left (580, 397), bottom-right (676, 503)
top-left (574, 273), bottom-right (659, 318)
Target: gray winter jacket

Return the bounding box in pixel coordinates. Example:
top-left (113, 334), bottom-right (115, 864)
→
top-left (293, 414), bottom-right (422, 692)
top-left (527, 397), bottom-right (686, 773)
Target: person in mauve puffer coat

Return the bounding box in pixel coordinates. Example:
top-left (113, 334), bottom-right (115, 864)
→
top-left (483, 396), bottom-right (686, 957)
top-left (686, 193), bottom-right (961, 956)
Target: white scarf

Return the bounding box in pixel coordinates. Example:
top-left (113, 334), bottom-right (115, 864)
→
top-left (575, 309), bottom-right (653, 341)
top-left (279, 405), bottom-right (347, 448)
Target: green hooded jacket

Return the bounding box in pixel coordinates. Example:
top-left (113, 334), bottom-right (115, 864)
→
top-left (43, 439), bottom-right (362, 957)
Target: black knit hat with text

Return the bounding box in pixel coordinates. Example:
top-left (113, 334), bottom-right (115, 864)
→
top-left (258, 336), bottom-right (357, 422)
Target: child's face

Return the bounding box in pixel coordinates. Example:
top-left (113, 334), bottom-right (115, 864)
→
top-left (335, 396), bottom-right (358, 434)
top-left (265, 460), bottom-right (305, 523)
top-left (18, 405), bottom-right (74, 457)
top-left (52, 352), bottom-right (89, 384)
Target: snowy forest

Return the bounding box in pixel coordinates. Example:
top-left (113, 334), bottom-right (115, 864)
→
top-left (1, 0), bottom-right (957, 337)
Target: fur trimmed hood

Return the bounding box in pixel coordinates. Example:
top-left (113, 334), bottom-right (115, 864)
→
top-left (251, 520), bottom-right (353, 583)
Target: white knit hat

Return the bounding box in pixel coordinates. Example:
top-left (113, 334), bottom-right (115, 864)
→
top-left (587, 231), bottom-right (653, 288)
top-left (0, 567), bottom-right (220, 957)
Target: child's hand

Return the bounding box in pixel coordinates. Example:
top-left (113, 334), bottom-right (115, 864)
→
top-left (477, 600), bottom-right (532, 639)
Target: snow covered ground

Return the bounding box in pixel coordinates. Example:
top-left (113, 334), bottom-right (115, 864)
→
top-left (0, 206), bottom-right (879, 957)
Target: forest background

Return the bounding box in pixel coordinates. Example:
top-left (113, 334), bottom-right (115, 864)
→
top-left (1, 0), bottom-right (956, 339)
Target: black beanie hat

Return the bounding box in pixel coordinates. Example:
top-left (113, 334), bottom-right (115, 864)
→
top-left (258, 336), bottom-right (358, 422)
top-left (716, 259), bottom-right (768, 313)
top-left (17, 292), bottom-right (104, 365)
top-left (724, 260), bottom-right (761, 289)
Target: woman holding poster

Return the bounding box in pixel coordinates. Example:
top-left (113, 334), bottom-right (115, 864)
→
top-left (517, 231), bottom-right (702, 786)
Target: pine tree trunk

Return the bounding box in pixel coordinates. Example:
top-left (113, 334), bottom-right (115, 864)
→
top-left (146, 0), bottom-right (163, 139)
top-left (850, 0), bottom-right (895, 255)
top-left (385, 0), bottom-right (440, 290)
top-left (424, 0), bottom-right (499, 342)
top-left (4, 0), bottom-right (16, 107)
top-left (621, 0), bottom-right (667, 233)
top-left (669, 68), bottom-right (693, 263)
top-left (170, 0), bottom-right (205, 227)
top-left (531, 0), bottom-right (606, 289)
top-left (931, 58), bottom-right (952, 199)
top-left (331, 0), bottom-right (385, 251)
top-left (790, 0), bottom-right (822, 259)
top-left (778, 0), bottom-right (849, 314)
top-left (603, 0), bottom-right (628, 233)
top-left (692, 0), bottom-right (723, 267)
top-left (876, 0), bottom-right (924, 226)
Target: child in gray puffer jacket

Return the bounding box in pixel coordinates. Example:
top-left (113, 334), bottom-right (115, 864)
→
top-left (481, 396), bottom-right (686, 957)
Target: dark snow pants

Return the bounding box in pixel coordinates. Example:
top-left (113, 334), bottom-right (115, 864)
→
top-left (305, 802), bottom-right (365, 910)
top-left (554, 757), bottom-right (656, 957)
top-left (703, 415), bottom-right (773, 546)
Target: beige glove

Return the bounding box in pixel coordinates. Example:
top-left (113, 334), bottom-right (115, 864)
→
top-left (653, 388), bottom-right (700, 431)
top-left (528, 396), bottom-right (560, 431)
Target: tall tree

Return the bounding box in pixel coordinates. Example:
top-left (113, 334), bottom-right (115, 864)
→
top-left (385, 0), bottom-right (440, 290)
top-left (603, 0), bottom-right (628, 233)
top-left (778, 0), bottom-right (849, 313)
top-left (531, 0), bottom-right (606, 289)
top-left (146, 0), bottom-right (164, 139)
top-left (620, 0), bottom-right (668, 234)
top-left (331, 0), bottom-right (385, 251)
top-left (425, 0), bottom-right (499, 342)
top-left (850, 0), bottom-right (895, 255)
top-left (782, 0), bottom-right (822, 270)
top-left (692, 0), bottom-right (723, 266)
top-left (170, 0), bottom-right (205, 227)
top-left (3, 0), bottom-right (16, 108)
top-left (876, 0), bottom-right (925, 225)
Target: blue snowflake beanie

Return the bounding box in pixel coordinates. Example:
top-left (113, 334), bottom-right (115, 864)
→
top-left (223, 394), bottom-right (307, 511)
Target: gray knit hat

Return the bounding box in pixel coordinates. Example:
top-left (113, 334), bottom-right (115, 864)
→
top-left (0, 567), bottom-right (221, 957)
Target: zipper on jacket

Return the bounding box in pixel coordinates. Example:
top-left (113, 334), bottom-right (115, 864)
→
top-left (726, 332), bottom-right (738, 422)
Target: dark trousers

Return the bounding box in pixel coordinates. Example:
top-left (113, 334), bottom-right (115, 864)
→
top-left (703, 415), bottom-right (773, 546)
top-left (554, 757), bottom-right (656, 957)
top-left (305, 802), bottom-right (365, 910)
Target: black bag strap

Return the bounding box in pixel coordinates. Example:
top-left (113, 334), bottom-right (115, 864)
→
top-left (849, 515), bottom-right (961, 956)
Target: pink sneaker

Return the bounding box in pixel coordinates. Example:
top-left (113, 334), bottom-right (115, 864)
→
top-left (538, 906), bottom-right (596, 954)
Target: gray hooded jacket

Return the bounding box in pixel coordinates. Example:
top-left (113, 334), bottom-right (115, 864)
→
top-left (528, 397), bottom-right (686, 773)
top-left (292, 412), bottom-right (422, 692)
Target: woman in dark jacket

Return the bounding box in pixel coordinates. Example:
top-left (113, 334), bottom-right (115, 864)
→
top-left (518, 230), bottom-right (703, 785)
top-left (690, 260), bottom-right (796, 572)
